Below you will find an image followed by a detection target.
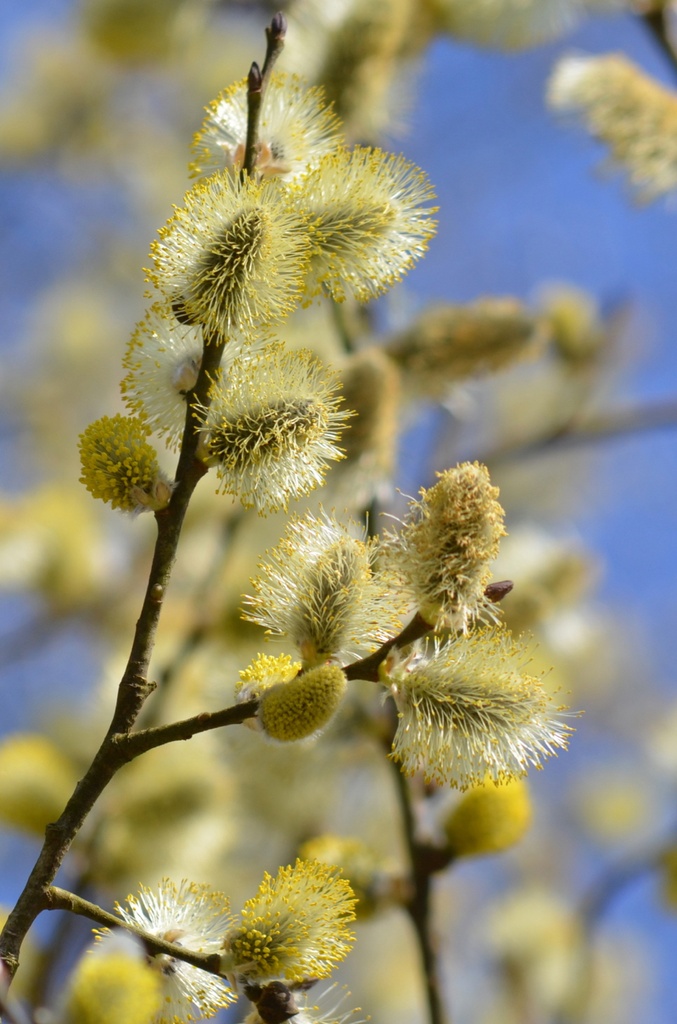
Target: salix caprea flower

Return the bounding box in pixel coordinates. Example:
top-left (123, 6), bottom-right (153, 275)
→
top-left (299, 834), bottom-right (400, 918)
top-left (384, 298), bottom-right (546, 398)
top-left (384, 462), bottom-right (505, 630)
top-left (121, 302), bottom-right (204, 449)
top-left (547, 52), bottom-right (677, 202)
top-left (78, 413), bottom-right (172, 513)
top-left (244, 509), bottom-right (404, 663)
top-left (197, 346), bottom-right (349, 514)
top-left (258, 664), bottom-right (348, 742)
top-left (435, 0), bottom-right (628, 51)
top-left (242, 982), bottom-right (367, 1024)
top-left (382, 629), bottom-right (572, 789)
top-left (148, 173), bottom-right (310, 337)
top-left (222, 859), bottom-right (356, 984)
top-left (121, 302), bottom-right (270, 450)
top-left (60, 931), bottom-right (162, 1024)
top-left (443, 777), bottom-right (532, 857)
top-left (190, 71), bottom-right (343, 181)
top-left (237, 654), bottom-right (347, 741)
top-left (107, 878), bottom-right (236, 1023)
top-left (292, 146), bottom-right (437, 302)
top-left (235, 652), bottom-right (302, 704)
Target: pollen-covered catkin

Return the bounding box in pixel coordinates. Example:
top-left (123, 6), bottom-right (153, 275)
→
top-left (222, 859), bottom-right (356, 984)
top-left (199, 347), bottom-right (349, 514)
top-left (385, 462), bottom-right (505, 629)
top-left (258, 664), bottom-right (348, 741)
top-left (190, 71), bottom-right (343, 181)
top-left (443, 777), bottom-right (532, 856)
top-left (148, 173), bottom-right (311, 337)
top-left (78, 414), bottom-right (172, 513)
top-left (244, 509), bottom-right (404, 662)
top-left (547, 52), bottom-right (677, 202)
top-left (384, 298), bottom-right (546, 398)
top-left (292, 146), bottom-right (437, 303)
top-left (384, 629), bottom-right (572, 788)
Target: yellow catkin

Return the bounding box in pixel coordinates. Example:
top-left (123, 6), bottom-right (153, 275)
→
top-left (389, 462), bottom-right (505, 629)
top-left (223, 859), bottom-right (356, 983)
top-left (78, 414), bottom-right (170, 512)
top-left (548, 52), bottom-right (677, 201)
top-left (443, 777), bottom-right (532, 856)
top-left (299, 834), bottom-right (397, 917)
top-left (0, 734), bottom-right (78, 835)
top-left (63, 950), bottom-right (162, 1024)
top-left (259, 665), bottom-right (348, 741)
top-left (385, 299), bottom-right (546, 397)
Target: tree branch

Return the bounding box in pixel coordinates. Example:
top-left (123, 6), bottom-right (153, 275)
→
top-left (123, 699), bottom-right (259, 758)
top-left (44, 888), bottom-right (224, 977)
top-left (345, 612), bottom-right (432, 682)
top-left (480, 397), bottom-right (677, 467)
top-left (0, 335), bottom-right (226, 981)
top-left (640, 9), bottom-right (677, 79)
top-left (345, 582), bottom-right (513, 683)
top-left (388, 741), bottom-right (449, 1024)
top-left (242, 12), bottom-right (287, 178)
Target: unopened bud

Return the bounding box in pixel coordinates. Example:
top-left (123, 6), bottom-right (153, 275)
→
top-left (269, 12), bottom-right (287, 42)
top-left (485, 580), bottom-right (513, 603)
top-left (249, 62), bottom-right (263, 94)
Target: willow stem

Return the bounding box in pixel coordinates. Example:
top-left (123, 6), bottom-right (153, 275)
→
top-left (640, 10), bottom-right (677, 78)
top-left (242, 13), bottom-right (287, 178)
top-left (123, 699), bottom-right (259, 758)
top-left (390, 761), bottom-right (449, 1024)
top-left (0, 335), bottom-right (226, 981)
top-left (44, 887), bottom-right (224, 976)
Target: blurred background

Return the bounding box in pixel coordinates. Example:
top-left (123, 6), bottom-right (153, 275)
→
top-left (2, 1), bottom-right (677, 1022)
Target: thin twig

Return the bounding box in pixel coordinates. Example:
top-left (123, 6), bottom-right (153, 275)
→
top-left (479, 397), bottom-right (677, 467)
top-left (553, 840), bottom-right (668, 1024)
top-left (0, 15), bottom-right (286, 975)
top-left (345, 612), bottom-right (432, 682)
top-left (389, 755), bottom-right (449, 1024)
top-left (0, 337), bottom-right (227, 984)
top-left (640, 9), bottom-right (677, 78)
top-left (242, 13), bottom-right (287, 177)
top-left (44, 888), bottom-right (224, 977)
top-left (329, 298), bottom-right (357, 354)
top-left (344, 581), bottom-right (513, 683)
top-left (141, 509), bottom-right (247, 728)
top-left (123, 699), bottom-right (259, 758)
top-left (260, 12), bottom-right (287, 90)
